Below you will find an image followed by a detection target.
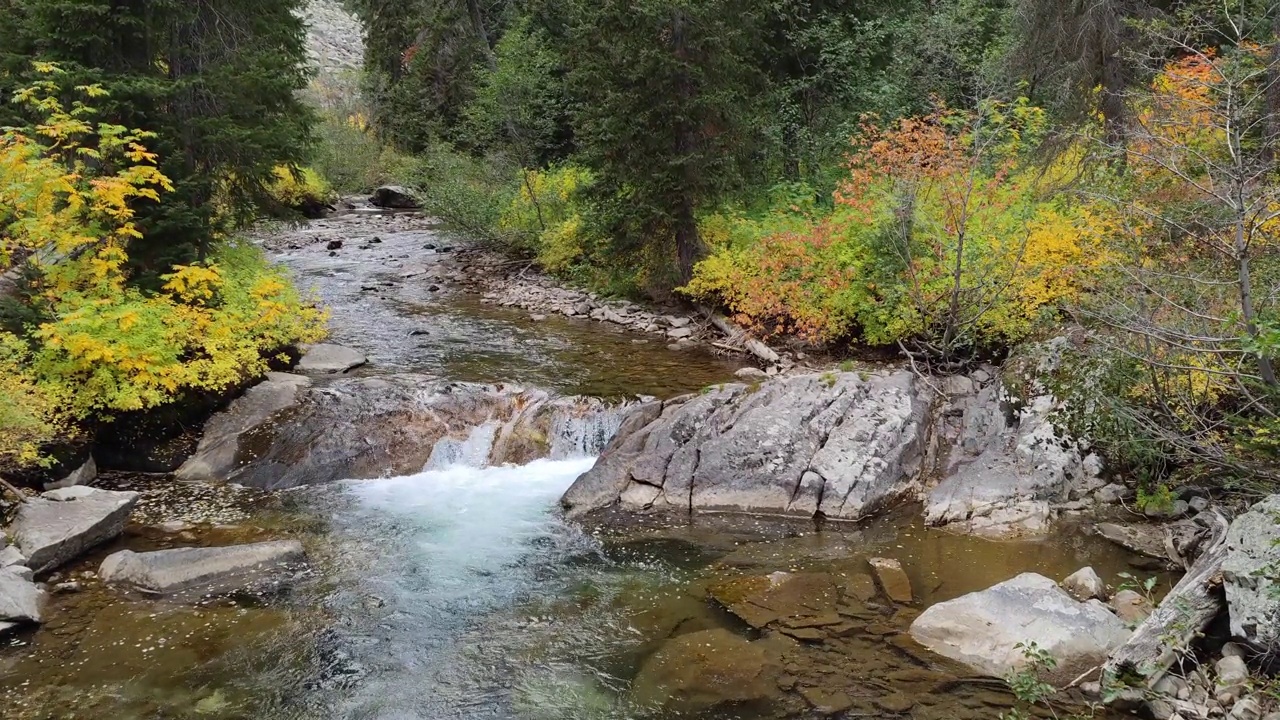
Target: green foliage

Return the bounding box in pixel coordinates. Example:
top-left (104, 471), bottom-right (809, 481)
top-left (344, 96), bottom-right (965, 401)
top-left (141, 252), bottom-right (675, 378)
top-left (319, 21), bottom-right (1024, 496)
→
top-left (1135, 484), bottom-right (1178, 515)
top-left (0, 0), bottom-right (316, 263)
top-left (406, 143), bottom-right (516, 244)
top-left (463, 21), bottom-right (567, 164)
top-left (0, 67), bottom-right (325, 471)
top-left (312, 114), bottom-right (411, 194)
top-left (565, 0), bottom-right (766, 286)
top-left (1002, 641), bottom-right (1059, 720)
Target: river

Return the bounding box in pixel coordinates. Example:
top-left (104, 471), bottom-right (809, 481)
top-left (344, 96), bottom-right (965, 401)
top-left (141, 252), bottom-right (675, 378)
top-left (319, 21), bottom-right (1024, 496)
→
top-left (0, 211), bottom-right (1162, 719)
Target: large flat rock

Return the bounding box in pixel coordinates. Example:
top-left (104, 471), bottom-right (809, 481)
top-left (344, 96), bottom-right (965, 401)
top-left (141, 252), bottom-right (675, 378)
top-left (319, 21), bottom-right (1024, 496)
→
top-left (0, 566), bottom-right (45, 623)
top-left (561, 371), bottom-right (932, 520)
top-left (175, 372), bottom-right (312, 482)
top-left (12, 487), bottom-right (139, 574)
top-left (630, 628), bottom-right (782, 715)
top-left (909, 573), bottom-right (1130, 685)
top-left (100, 540), bottom-right (305, 594)
top-left (297, 343), bottom-right (367, 373)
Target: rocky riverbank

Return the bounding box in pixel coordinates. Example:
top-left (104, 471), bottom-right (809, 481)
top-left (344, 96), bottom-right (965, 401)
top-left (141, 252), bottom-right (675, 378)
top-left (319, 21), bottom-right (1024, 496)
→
top-left (5, 205), bottom-right (1279, 720)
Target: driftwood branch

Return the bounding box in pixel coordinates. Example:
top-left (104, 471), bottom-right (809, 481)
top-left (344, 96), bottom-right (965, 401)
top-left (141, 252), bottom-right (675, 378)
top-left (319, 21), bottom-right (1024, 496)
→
top-left (1103, 510), bottom-right (1230, 690)
top-left (0, 477), bottom-right (27, 504)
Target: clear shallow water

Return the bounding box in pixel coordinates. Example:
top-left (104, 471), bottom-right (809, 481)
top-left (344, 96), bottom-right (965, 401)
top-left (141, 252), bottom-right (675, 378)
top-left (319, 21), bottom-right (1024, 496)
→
top-left (273, 213), bottom-right (741, 398)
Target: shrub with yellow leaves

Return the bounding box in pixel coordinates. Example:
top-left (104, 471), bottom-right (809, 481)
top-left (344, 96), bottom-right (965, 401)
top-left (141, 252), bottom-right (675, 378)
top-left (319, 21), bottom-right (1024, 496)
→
top-left (0, 65), bottom-right (326, 469)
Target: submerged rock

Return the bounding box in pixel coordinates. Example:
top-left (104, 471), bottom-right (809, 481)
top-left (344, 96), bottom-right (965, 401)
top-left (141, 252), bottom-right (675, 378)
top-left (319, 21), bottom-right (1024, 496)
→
top-left (707, 572), bottom-right (841, 630)
top-left (869, 557), bottom-right (913, 604)
top-left (1222, 495), bottom-right (1280, 647)
top-left (562, 371), bottom-right (932, 520)
top-left (297, 344), bottom-right (367, 374)
top-left (629, 628), bottom-right (782, 714)
top-left (175, 372), bottom-right (312, 482)
top-left (908, 573), bottom-right (1130, 685)
top-left (0, 566), bottom-right (45, 623)
top-left (99, 540), bottom-right (305, 594)
top-left (12, 487), bottom-right (139, 574)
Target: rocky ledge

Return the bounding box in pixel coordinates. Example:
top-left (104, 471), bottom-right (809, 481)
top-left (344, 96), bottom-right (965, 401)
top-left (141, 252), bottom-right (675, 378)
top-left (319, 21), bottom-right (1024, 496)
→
top-left (562, 370), bottom-right (931, 521)
top-left (177, 372), bottom-right (631, 490)
top-left (562, 360), bottom-right (1113, 536)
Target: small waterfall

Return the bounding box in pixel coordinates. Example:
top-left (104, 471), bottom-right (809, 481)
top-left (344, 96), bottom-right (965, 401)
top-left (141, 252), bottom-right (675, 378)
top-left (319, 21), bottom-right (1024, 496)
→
top-left (420, 393), bottom-right (635, 471)
top-left (548, 402), bottom-right (630, 459)
top-left (424, 422), bottom-right (499, 470)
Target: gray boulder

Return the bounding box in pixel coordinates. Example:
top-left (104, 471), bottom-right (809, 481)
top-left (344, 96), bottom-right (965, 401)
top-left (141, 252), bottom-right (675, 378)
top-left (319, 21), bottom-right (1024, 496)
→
top-left (100, 540), bottom-right (305, 594)
top-left (12, 487), bottom-right (139, 574)
top-left (909, 573), bottom-right (1131, 685)
top-left (368, 185), bottom-right (419, 209)
top-left (1061, 567), bottom-right (1107, 601)
top-left (925, 382), bottom-right (1102, 537)
top-left (297, 344), bottom-right (367, 374)
top-left (0, 545), bottom-right (26, 568)
top-left (0, 566), bottom-right (45, 623)
top-left (561, 371), bottom-right (933, 520)
top-left (226, 375), bottom-right (628, 490)
top-left (175, 372), bottom-right (312, 482)
top-left (44, 456), bottom-right (97, 491)
top-left (1222, 495), bottom-right (1280, 647)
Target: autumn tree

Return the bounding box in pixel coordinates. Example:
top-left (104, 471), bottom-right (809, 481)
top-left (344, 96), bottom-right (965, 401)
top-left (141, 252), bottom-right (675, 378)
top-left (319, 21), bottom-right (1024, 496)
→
top-left (0, 0), bottom-right (315, 264)
top-left (836, 101), bottom-right (1069, 365)
top-left (1078, 6), bottom-right (1280, 482)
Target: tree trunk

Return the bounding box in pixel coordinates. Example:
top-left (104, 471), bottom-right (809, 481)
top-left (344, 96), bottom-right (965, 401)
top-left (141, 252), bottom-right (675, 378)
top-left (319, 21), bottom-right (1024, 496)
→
top-left (1267, 10), bottom-right (1280, 165)
top-left (1100, 46), bottom-right (1127, 157)
top-left (1237, 219), bottom-right (1277, 386)
top-left (465, 0), bottom-right (496, 70)
top-left (675, 200), bottom-right (702, 285)
top-left (1103, 512), bottom-right (1229, 689)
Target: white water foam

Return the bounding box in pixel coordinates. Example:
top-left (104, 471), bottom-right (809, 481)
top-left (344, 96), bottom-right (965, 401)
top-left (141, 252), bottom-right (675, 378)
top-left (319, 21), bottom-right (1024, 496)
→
top-left (348, 456), bottom-right (598, 602)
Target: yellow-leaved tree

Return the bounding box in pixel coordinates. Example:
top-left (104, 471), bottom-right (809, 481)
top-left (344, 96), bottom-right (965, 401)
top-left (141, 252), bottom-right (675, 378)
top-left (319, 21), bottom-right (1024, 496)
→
top-left (1, 64), bottom-right (326, 473)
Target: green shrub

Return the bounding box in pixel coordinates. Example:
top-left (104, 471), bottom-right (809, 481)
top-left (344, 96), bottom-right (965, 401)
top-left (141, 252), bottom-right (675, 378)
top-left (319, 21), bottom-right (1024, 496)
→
top-left (406, 143), bottom-right (517, 244)
top-left (265, 166), bottom-right (335, 216)
top-left (312, 114), bottom-right (421, 194)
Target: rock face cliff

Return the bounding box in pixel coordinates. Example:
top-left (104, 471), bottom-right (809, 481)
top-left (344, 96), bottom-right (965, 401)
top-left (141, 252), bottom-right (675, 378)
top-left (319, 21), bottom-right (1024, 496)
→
top-left (561, 371), bottom-right (933, 520)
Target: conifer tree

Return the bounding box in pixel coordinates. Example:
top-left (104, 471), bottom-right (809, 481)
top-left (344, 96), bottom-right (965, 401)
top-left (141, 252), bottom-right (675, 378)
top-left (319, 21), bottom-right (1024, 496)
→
top-left (0, 0), bottom-right (315, 266)
top-left (565, 0), bottom-right (763, 285)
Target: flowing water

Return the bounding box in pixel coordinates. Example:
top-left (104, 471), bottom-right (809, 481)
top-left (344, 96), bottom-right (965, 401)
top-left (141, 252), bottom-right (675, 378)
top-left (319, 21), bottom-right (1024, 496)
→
top-left (0, 214), bottom-right (1167, 719)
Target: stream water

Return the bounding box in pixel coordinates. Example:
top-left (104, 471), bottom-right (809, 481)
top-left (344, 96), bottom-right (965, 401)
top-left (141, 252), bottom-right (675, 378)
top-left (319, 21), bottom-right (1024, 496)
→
top-left (0, 213), bottom-right (1165, 719)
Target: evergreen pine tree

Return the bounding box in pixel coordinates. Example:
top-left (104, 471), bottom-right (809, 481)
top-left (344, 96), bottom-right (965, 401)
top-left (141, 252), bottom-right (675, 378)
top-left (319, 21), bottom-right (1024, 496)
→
top-left (565, 0), bottom-right (763, 286)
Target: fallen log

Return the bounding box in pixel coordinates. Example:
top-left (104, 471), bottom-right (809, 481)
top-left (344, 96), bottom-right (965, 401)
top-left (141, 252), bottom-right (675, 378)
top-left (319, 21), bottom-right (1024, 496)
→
top-left (1102, 510), bottom-right (1229, 690)
top-left (696, 306), bottom-right (780, 364)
